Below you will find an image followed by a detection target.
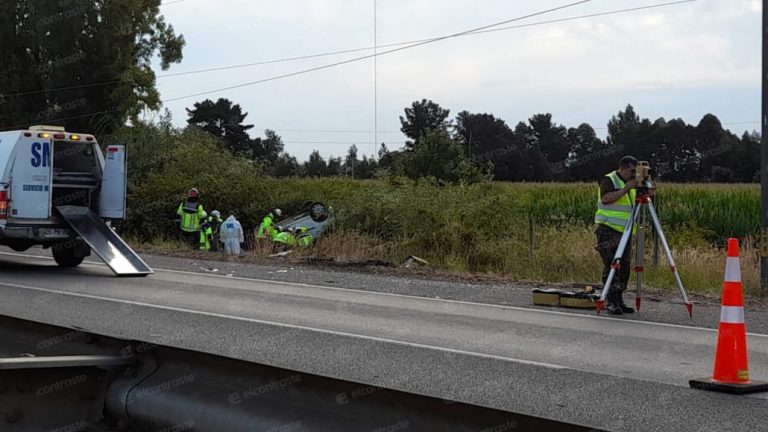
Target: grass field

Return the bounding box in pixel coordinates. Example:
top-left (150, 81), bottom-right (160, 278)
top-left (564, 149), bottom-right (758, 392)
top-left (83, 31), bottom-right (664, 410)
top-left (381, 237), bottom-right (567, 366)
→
top-left (130, 172), bottom-right (762, 296)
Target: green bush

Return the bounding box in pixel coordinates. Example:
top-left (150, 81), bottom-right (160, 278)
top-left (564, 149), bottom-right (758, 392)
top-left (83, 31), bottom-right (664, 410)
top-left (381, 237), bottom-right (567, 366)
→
top-left (114, 124), bottom-right (761, 277)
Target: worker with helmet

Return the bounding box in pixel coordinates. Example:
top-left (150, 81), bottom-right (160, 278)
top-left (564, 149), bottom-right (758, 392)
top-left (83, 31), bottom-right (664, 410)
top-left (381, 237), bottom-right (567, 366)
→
top-left (205, 210), bottom-right (224, 252)
top-left (177, 188), bottom-right (207, 249)
top-left (198, 210), bottom-right (211, 251)
top-left (272, 225), bottom-right (297, 247)
top-left (294, 226), bottom-right (313, 248)
top-left (257, 208), bottom-right (282, 239)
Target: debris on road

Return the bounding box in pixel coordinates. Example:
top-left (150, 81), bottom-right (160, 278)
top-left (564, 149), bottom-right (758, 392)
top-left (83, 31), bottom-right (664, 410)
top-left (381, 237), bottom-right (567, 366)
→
top-left (403, 255), bottom-right (429, 268)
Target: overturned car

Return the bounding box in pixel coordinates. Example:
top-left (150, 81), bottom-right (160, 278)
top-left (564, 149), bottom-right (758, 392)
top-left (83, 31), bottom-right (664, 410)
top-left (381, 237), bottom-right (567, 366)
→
top-left (271, 201), bottom-right (332, 247)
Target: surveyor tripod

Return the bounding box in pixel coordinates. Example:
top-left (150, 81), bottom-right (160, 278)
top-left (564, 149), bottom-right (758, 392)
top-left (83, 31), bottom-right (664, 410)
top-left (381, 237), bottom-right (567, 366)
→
top-left (597, 182), bottom-right (693, 317)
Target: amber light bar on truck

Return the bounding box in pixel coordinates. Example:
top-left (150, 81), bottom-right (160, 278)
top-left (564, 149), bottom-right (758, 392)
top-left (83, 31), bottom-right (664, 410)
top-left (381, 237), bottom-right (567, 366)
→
top-left (37, 133), bottom-right (93, 141)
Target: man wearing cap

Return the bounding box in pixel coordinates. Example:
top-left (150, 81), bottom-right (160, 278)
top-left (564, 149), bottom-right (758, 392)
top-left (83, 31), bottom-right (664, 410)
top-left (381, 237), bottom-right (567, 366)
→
top-left (594, 156), bottom-right (639, 315)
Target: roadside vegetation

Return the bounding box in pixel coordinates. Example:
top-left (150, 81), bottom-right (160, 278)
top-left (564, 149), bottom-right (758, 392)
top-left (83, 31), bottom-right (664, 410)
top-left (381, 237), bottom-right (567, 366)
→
top-left (113, 119), bottom-right (761, 297)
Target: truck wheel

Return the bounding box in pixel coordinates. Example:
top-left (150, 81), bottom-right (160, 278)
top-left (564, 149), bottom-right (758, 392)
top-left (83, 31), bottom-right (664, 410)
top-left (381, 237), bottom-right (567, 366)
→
top-left (52, 243), bottom-right (86, 267)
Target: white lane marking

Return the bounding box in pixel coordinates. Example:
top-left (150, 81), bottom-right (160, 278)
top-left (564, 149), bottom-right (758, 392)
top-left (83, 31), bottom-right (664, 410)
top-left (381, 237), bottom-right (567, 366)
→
top-left (2, 250), bottom-right (768, 339)
top-left (0, 280), bottom-right (567, 370)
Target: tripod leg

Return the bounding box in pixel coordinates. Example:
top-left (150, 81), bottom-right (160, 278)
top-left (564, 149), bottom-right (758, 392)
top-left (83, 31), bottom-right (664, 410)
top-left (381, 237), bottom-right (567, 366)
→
top-left (635, 207), bottom-right (646, 312)
top-left (646, 201), bottom-right (693, 317)
top-left (597, 205), bottom-right (641, 314)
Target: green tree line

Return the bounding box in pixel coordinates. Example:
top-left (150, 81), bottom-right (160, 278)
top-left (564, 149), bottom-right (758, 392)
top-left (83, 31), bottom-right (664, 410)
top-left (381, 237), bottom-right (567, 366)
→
top-left (187, 97), bottom-right (760, 184)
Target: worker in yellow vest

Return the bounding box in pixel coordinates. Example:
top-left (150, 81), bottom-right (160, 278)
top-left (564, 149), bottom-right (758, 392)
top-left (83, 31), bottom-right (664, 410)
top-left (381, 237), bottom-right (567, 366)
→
top-left (594, 156), bottom-right (647, 315)
top-left (177, 188), bottom-right (206, 249)
top-left (257, 209), bottom-right (282, 239)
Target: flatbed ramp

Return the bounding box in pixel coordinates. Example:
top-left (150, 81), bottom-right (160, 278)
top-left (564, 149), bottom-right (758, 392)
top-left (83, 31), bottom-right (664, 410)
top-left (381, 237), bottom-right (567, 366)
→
top-left (56, 205), bottom-right (152, 276)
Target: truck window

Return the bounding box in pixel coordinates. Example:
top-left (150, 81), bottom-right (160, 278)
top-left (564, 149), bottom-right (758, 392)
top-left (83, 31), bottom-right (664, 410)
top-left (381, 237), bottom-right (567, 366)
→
top-left (53, 141), bottom-right (98, 176)
top-left (52, 141), bottom-right (100, 208)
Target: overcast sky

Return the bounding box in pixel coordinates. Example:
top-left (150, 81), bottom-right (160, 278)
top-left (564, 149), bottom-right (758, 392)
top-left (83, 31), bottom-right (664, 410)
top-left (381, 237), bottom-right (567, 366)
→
top-left (153, 0), bottom-right (762, 161)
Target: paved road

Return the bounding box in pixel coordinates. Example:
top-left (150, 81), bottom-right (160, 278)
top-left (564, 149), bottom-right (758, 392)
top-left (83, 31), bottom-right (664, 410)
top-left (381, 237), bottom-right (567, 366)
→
top-left (1, 251), bottom-right (767, 431)
top-left (136, 249), bottom-right (768, 334)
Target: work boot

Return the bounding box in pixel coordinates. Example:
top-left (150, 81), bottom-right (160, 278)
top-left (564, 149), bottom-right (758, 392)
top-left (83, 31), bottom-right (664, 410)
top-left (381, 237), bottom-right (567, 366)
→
top-left (605, 291), bottom-right (623, 315)
top-left (606, 301), bottom-right (623, 315)
top-left (618, 296), bottom-right (635, 314)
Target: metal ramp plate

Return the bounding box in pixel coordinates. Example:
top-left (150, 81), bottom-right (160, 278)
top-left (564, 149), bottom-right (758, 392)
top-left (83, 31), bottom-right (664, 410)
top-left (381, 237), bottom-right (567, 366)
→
top-left (56, 205), bottom-right (153, 276)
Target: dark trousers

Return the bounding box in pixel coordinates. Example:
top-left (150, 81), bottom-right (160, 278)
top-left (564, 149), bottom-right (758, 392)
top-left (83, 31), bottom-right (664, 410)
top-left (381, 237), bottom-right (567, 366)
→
top-left (182, 231), bottom-right (200, 250)
top-left (595, 225), bottom-right (632, 296)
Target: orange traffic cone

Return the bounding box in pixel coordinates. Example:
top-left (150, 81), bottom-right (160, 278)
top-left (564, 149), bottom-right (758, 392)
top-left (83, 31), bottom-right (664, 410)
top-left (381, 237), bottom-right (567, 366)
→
top-left (690, 238), bottom-right (768, 394)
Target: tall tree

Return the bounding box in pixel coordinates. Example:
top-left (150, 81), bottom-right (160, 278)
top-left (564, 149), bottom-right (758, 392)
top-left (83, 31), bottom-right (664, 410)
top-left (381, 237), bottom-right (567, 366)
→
top-left (344, 144), bottom-right (359, 178)
top-left (399, 99), bottom-right (451, 148)
top-left (377, 143), bottom-right (389, 159)
top-left (272, 152), bottom-right (299, 177)
top-left (607, 105), bottom-right (647, 160)
top-left (693, 114), bottom-right (739, 181)
top-left (303, 150), bottom-right (327, 177)
top-left (0, 0), bottom-right (185, 133)
top-left (566, 123), bottom-right (607, 180)
top-left (454, 111), bottom-right (522, 181)
top-left (356, 155), bottom-right (378, 179)
top-left (326, 156), bottom-right (343, 177)
top-left (529, 114), bottom-right (569, 177)
top-left (731, 132), bottom-right (760, 182)
top-left (514, 121), bottom-right (552, 181)
top-left (258, 129), bottom-right (285, 166)
top-left (650, 118), bottom-right (698, 181)
top-left (454, 111), bottom-right (512, 156)
top-left (186, 98), bottom-right (256, 155)
top-left (397, 130), bottom-right (490, 184)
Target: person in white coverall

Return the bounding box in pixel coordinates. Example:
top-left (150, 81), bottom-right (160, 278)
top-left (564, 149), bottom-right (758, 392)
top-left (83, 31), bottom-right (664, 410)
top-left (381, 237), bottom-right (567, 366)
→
top-left (220, 215), bottom-right (244, 255)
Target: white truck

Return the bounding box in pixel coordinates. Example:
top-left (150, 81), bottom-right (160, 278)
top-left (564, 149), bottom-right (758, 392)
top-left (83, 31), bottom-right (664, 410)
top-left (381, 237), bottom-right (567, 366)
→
top-left (0, 125), bottom-right (151, 276)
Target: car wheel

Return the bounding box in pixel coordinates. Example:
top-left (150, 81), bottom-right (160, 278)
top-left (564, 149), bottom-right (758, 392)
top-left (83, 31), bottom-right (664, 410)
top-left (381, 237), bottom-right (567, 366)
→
top-left (308, 202), bottom-right (328, 222)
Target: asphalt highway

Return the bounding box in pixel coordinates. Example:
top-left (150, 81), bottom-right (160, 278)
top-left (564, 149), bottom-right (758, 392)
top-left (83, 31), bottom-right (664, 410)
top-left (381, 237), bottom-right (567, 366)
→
top-left (0, 250), bottom-right (766, 431)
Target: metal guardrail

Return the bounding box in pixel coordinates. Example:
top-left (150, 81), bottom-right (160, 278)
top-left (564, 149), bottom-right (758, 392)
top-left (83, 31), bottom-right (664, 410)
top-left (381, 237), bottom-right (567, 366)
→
top-left (0, 315), bottom-right (585, 432)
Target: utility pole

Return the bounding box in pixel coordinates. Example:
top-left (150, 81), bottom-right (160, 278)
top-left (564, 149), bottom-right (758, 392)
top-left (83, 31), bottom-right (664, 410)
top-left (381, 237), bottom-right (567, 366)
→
top-left (762, 0), bottom-right (768, 296)
top-left (373, 0), bottom-right (378, 159)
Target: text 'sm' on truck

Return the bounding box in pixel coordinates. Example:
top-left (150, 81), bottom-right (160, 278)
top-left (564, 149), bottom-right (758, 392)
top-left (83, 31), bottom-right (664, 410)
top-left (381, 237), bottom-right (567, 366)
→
top-left (0, 125), bottom-right (152, 276)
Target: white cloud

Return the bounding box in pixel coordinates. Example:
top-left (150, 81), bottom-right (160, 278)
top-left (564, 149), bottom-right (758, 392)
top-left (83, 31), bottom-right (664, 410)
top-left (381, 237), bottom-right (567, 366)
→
top-left (156, 0), bottom-right (762, 158)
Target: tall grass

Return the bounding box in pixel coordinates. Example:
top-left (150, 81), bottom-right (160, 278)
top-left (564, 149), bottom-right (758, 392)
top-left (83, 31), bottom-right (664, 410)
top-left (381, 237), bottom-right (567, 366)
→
top-left (123, 133), bottom-right (761, 295)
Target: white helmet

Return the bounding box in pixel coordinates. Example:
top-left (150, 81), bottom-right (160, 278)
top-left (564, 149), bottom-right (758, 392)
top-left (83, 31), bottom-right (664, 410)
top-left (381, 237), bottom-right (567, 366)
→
top-left (211, 210), bottom-right (221, 218)
top-left (274, 208), bottom-right (282, 217)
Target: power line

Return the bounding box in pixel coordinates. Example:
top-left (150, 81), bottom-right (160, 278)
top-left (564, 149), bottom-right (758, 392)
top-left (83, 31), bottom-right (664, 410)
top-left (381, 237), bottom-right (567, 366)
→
top-left (2, 0), bottom-right (696, 99)
top-left (284, 141), bottom-right (402, 144)
top-left (155, 0), bottom-right (699, 80)
top-left (162, 0), bottom-right (595, 102)
top-left (373, 0), bottom-right (378, 157)
top-left (267, 128), bottom-right (401, 133)
top-left (1, 0), bottom-right (706, 130)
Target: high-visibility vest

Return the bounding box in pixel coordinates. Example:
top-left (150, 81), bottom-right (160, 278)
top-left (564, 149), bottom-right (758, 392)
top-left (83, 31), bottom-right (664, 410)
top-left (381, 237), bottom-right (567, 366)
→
top-left (206, 215), bottom-right (223, 235)
top-left (178, 201), bottom-right (205, 233)
top-left (594, 171), bottom-right (636, 234)
top-left (257, 213), bottom-right (276, 238)
top-left (272, 231), bottom-right (296, 246)
top-left (296, 228), bottom-right (313, 247)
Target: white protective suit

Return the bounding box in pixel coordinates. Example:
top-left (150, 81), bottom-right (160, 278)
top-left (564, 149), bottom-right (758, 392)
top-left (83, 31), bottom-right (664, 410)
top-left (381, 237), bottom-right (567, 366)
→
top-left (220, 215), bottom-right (244, 255)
